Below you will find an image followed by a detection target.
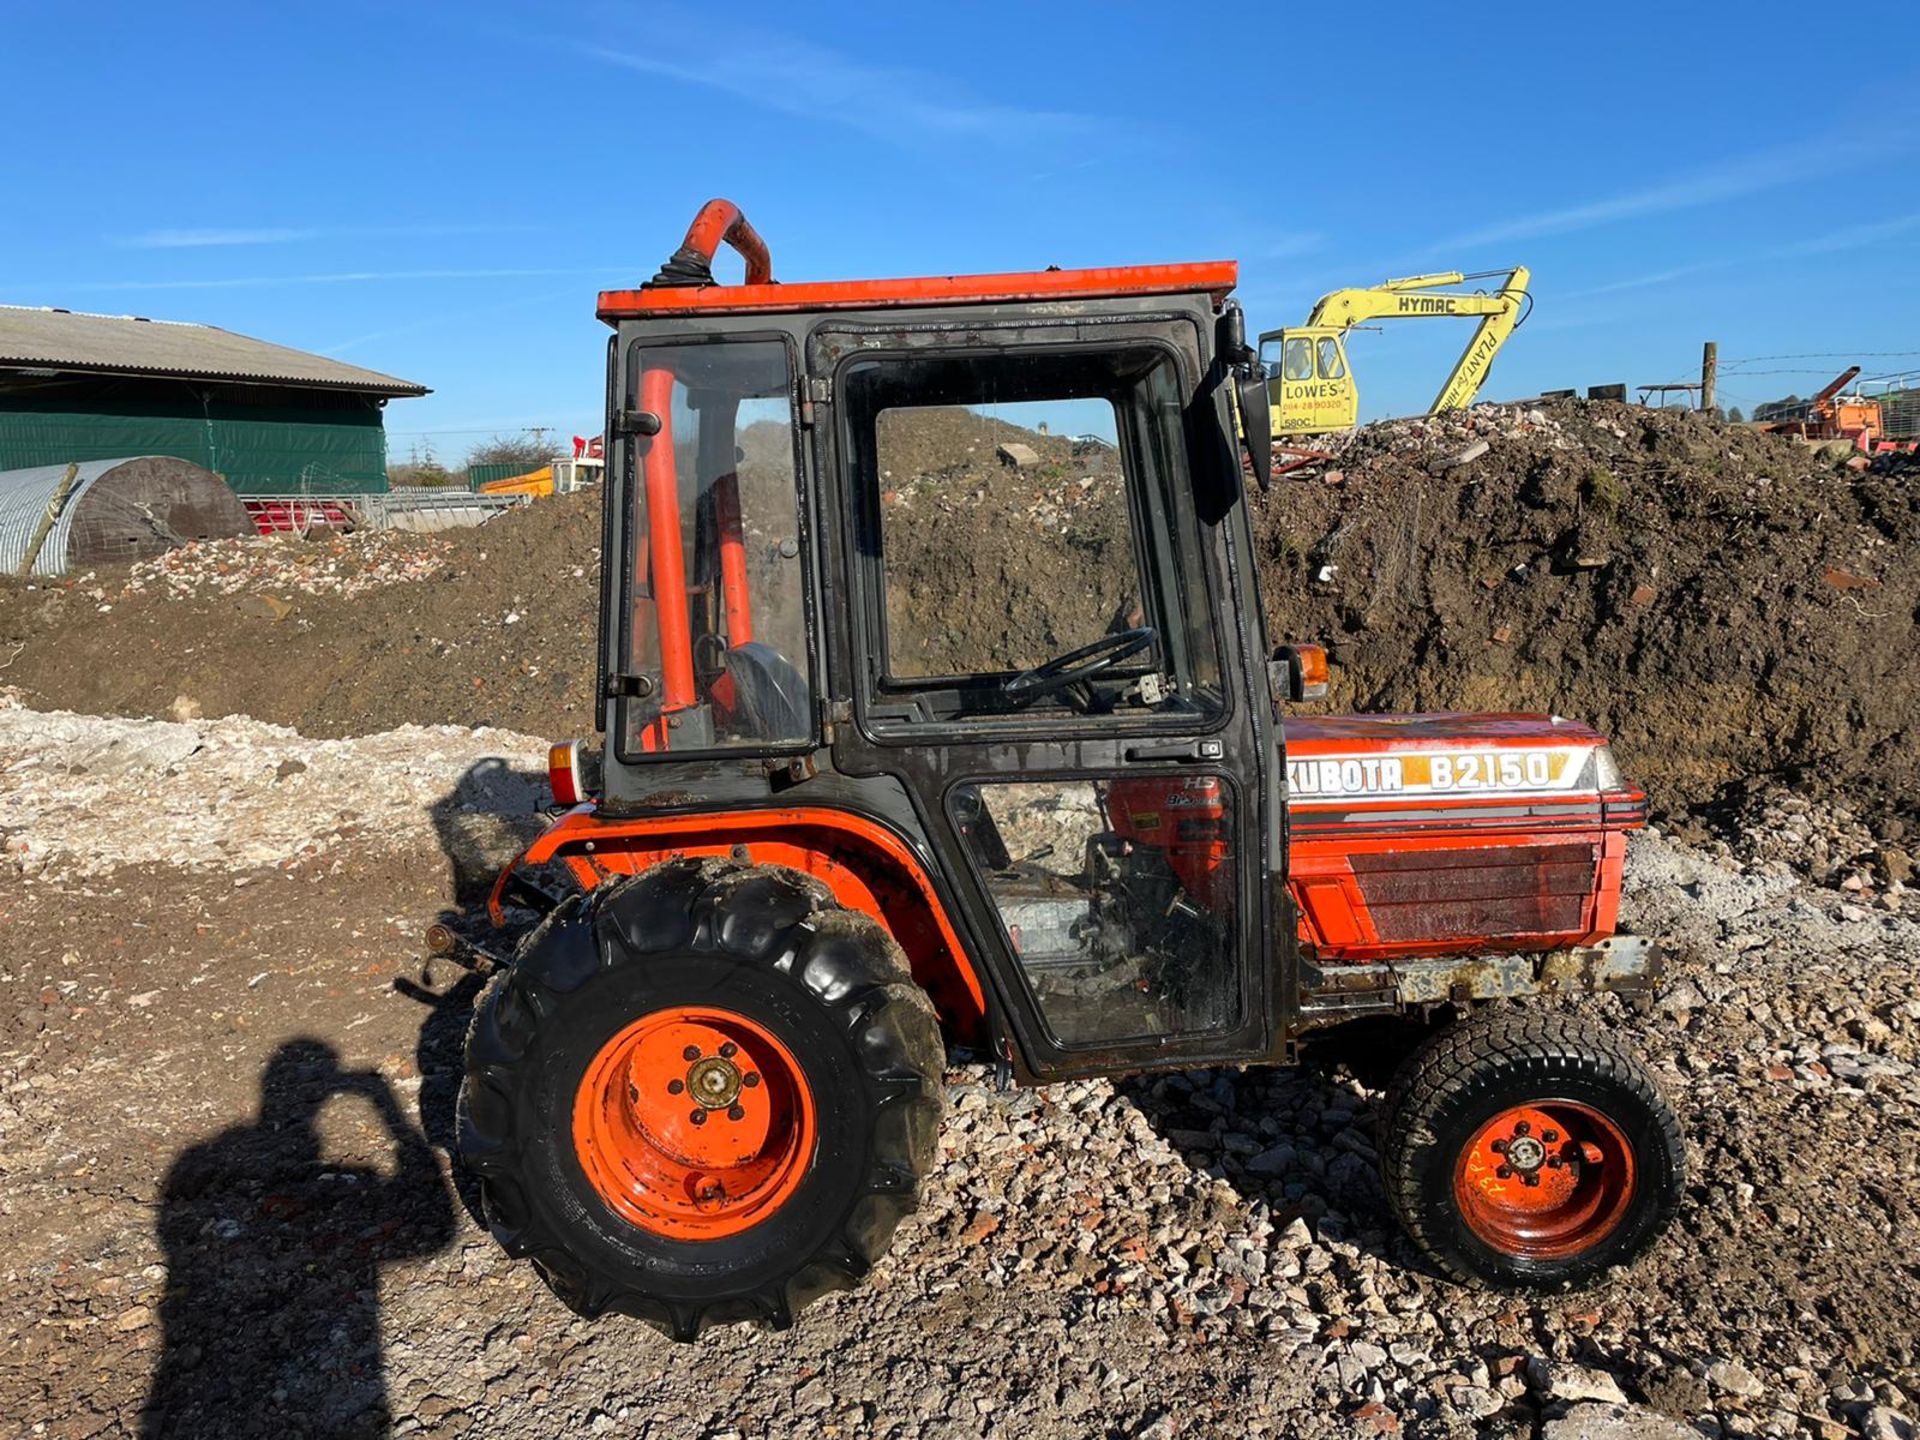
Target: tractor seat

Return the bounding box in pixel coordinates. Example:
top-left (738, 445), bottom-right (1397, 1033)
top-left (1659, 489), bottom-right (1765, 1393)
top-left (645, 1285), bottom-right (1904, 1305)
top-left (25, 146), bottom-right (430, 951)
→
top-left (721, 641), bottom-right (811, 742)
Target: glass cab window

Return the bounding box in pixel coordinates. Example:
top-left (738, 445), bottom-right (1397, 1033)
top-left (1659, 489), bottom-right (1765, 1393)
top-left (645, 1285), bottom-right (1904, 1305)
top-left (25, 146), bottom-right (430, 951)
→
top-left (621, 339), bottom-right (810, 755)
top-left (953, 775), bottom-right (1241, 1045)
top-left (1281, 336), bottom-right (1315, 380)
top-left (841, 345), bottom-right (1221, 732)
top-left (1317, 337), bottom-right (1347, 379)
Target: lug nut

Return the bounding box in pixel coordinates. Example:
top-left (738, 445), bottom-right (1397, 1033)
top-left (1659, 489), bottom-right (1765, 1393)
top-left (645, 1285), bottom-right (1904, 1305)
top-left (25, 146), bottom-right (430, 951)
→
top-left (1542, 1128), bottom-right (1559, 1143)
top-left (719, 1041), bottom-right (738, 1059)
top-left (743, 1072), bottom-right (761, 1088)
top-left (689, 1109), bottom-right (707, 1126)
top-left (1522, 1172), bottom-right (1541, 1187)
top-left (682, 1044), bottom-right (701, 1061)
top-left (1512, 1120), bottom-right (1531, 1137)
top-left (1490, 1139), bottom-right (1508, 1154)
top-left (1547, 1156), bottom-right (1562, 1169)
top-left (727, 1104), bottom-right (745, 1121)
top-left (1496, 1165), bottom-right (1513, 1180)
top-left (667, 1079), bottom-right (684, 1095)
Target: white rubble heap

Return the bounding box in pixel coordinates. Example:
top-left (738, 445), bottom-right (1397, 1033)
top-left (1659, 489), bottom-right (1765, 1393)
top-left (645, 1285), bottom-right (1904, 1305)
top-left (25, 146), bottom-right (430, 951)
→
top-left (0, 694), bottom-right (547, 877)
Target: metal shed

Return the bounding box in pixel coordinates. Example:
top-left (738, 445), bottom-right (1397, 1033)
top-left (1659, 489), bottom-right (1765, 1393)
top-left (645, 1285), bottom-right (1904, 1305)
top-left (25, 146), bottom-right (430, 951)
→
top-left (0, 306), bottom-right (429, 495)
top-left (0, 455), bottom-right (253, 578)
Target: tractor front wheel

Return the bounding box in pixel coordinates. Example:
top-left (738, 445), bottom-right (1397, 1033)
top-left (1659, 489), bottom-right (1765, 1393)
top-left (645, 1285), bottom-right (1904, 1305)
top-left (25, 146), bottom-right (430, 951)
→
top-left (1379, 1008), bottom-right (1684, 1289)
top-left (459, 859), bottom-right (945, 1340)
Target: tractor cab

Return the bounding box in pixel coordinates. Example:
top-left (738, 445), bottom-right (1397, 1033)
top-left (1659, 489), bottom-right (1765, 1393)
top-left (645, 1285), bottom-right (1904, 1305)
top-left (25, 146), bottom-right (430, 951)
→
top-left (590, 200), bottom-right (1284, 1074)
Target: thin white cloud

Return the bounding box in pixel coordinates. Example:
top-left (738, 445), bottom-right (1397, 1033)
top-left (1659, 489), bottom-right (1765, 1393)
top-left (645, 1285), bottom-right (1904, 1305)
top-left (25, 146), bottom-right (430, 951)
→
top-left (1261, 232), bottom-right (1326, 261)
top-left (115, 222), bottom-right (546, 249)
top-left (1777, 211), bottom-right (1920, 256)
top-left (1434, 133), bottom-right (1903, 251)
top-left (54, 266), bottom-right (614, 293)
top-left (1552, 209), bottom-right (1920, 302)
top-left (581, 25), bottom-right (1104, 145)
top-left (1557, 260), bottom-right (1727, 301)
top-left (125, 227), bottom-right (317, 248)
top-left (320, 287), bottom-right (578, 357)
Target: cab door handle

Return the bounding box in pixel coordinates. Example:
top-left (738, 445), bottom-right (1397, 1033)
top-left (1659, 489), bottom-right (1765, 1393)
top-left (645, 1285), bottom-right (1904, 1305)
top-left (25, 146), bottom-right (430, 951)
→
top-left (1125, 739), bottom-right (1224, 764)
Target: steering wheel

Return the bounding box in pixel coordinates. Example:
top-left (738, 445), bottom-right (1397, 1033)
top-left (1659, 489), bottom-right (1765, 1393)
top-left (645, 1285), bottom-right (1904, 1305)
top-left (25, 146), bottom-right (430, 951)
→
top-left (1003, 627), bottom-right (1157, 703)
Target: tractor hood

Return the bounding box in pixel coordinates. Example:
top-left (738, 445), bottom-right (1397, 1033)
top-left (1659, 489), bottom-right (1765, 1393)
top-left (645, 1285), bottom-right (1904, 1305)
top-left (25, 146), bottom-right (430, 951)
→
top-left (1280, 713), bottom-right (1648, 964)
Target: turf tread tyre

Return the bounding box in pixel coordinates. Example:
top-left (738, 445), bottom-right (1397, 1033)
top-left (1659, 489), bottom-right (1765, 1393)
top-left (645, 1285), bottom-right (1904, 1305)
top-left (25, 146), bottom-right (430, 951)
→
top-left (459, 858), bottom-right (944, 1340)
top-left (1379, 1007), bottom-right (1683, 1290)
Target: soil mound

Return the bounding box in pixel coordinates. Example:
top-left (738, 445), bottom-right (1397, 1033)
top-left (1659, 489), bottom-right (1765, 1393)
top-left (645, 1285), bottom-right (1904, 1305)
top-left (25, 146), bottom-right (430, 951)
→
top-left (0, 491), bottom-right (603, 740)
top-left (874, 407), bottom-right (1132, 674)
top-left (1253, 402), bottom-right (1919, 850)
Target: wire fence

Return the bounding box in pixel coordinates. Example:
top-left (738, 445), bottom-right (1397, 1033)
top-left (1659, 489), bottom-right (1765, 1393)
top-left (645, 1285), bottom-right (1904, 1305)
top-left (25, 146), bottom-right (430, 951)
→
top-left (238, 488), bottom-right (528, 537)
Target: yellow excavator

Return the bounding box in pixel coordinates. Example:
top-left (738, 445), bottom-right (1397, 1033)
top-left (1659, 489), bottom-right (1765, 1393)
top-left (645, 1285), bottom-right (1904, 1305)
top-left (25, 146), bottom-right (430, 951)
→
top-left (1260, 267), bottom-right (1532, 438)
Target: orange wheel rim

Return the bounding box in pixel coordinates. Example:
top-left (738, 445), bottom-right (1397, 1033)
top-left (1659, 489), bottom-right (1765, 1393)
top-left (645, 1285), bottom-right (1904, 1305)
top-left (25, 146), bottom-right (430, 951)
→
top-left (1453, 1101), bottom-right (1637, 1260)
top-left (572, 1008), bottom-right (816, 1240)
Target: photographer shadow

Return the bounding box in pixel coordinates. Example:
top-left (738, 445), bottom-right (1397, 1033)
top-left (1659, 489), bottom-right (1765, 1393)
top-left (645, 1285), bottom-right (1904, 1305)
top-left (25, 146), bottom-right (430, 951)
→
top-left (139, 1039), bottom-right (455, 1439)
top-left (141, 758), bottom-right (552, 1437)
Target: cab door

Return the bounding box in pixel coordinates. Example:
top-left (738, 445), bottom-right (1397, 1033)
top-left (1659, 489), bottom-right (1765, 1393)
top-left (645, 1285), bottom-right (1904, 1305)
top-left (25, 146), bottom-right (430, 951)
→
top-left (808, 315), bottom-right (1279, 1080)
top-left (1263, 327), bottom-right (1357, 436)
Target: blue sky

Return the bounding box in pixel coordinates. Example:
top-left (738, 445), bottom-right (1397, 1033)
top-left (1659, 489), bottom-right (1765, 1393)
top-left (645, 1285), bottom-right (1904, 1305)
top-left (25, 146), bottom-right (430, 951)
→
top-left (6, 1), bottom-right (1919, 461)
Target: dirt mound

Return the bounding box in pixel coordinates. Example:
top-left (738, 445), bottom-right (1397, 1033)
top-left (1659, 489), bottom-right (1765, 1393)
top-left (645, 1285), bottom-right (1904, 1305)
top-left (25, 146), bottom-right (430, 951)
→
top-left (0, 491), bottom-right (603, 740)
top-left (875, 407), bottom-right (1132, 674)
top-left (1254, 402), bottom-right (1920, 852)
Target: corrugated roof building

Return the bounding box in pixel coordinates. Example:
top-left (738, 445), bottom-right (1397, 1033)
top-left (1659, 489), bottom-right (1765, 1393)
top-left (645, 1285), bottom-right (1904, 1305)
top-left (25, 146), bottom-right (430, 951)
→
top-left (0, 306), bottom-right (429, 495)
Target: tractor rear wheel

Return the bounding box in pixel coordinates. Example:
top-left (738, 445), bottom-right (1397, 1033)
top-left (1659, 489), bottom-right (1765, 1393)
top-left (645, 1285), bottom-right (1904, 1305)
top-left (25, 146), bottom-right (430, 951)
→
top-left (459, 859), bottom-right (944, 1340)
top-left (1379, 1008), bottom-right (1683, 1289)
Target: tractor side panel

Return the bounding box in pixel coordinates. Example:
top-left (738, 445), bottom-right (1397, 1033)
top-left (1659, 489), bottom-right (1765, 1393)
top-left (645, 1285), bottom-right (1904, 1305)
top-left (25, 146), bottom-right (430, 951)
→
top-left (1288, 828), bottom-right (1629, 961)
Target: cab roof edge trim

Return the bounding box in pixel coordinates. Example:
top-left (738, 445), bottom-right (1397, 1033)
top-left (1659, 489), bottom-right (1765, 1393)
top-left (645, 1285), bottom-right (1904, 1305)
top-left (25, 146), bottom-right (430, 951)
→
top-left (596, 261), bottom-right (1240, 322)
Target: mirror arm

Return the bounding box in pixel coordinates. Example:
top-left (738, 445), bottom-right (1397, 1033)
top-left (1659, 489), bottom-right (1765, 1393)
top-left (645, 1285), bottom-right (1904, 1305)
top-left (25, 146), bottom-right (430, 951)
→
top-left (1218, 302), bottom-right (1272, 491)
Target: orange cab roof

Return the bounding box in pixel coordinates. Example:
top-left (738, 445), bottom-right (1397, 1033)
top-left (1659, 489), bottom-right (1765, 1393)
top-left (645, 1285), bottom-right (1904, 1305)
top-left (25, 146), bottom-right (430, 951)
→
top-left (597, 261), bottom-right (1239, 323)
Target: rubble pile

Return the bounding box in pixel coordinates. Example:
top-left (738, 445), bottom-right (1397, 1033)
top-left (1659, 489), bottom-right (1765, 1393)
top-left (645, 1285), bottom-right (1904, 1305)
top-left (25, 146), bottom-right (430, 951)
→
top-left (0, 696), bottom-right (547, 879)
top-left (113, 528), bottom-right (452, 599)
top-left (0, 490), bottom-right (603, 740)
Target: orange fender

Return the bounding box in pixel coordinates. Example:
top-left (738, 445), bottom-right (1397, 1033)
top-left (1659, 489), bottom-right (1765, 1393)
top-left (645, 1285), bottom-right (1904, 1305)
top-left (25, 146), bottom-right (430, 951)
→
top-left (490, 805), bottom-right (988, 1043)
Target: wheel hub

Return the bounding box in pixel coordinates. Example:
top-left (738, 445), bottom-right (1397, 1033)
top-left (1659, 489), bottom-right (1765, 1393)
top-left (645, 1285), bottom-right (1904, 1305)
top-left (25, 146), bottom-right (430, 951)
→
top-left (574, 1009), bottom-right (815, 1240)
top-left (1454, 1101), bottom-right (1637, 1260)
top-left (1503, 1134), bottom-right (1547, 1172)
top-left (686, 1054), bottom-right (743, 1110)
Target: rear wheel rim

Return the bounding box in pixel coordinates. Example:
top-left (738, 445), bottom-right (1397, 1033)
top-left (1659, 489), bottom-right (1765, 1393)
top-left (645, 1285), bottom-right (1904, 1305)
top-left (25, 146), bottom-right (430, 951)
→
top-left (572, 1009), bottom-right (816, 1240)
top-left (1452, 1101), bottom-right (1637, 1260)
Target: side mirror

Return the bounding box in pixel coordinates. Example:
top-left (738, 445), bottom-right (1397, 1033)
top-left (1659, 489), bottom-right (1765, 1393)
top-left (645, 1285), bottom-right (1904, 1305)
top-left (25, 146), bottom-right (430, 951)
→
top-left (1238, 371), bottom-right (1272, 491)
top-left (1268, 642), bottom-right (1329, 704)
top-left (1217, 303), bottom-right (1272, 491)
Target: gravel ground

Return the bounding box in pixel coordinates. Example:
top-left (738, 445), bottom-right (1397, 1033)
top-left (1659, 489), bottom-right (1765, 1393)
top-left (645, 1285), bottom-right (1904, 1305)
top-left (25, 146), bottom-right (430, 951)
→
top-left (3, 705), bottom-right (1916, 1440)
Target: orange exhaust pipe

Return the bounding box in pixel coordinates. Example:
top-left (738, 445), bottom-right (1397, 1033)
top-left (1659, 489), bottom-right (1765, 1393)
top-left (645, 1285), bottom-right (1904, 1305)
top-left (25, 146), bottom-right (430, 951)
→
top-left (652, 198), bottom-right (774, 288)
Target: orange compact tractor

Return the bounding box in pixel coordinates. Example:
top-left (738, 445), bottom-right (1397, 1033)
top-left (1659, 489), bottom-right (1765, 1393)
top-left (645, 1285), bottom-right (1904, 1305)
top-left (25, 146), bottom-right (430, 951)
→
top-left (455, 201), bottom-right (1682, 1339)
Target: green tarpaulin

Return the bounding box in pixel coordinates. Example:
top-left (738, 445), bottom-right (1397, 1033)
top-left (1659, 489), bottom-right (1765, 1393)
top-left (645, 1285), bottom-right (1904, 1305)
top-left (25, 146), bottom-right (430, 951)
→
top-left (0, 389), bottom-right (393, 495)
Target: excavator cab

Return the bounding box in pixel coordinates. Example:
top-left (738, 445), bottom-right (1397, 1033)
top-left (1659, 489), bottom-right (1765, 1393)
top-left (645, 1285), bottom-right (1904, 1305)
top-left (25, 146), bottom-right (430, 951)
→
top-left (1259, 327), bottom-right (1358, 436)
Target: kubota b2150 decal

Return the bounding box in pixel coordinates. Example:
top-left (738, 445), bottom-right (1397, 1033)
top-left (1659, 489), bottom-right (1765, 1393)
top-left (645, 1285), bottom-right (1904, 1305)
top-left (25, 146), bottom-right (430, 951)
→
top-left (1286, 747), bottom-right (1587, 801)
